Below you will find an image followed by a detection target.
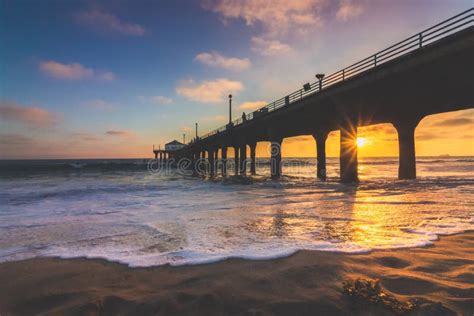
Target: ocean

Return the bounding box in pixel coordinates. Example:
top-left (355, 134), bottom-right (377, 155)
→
top-left (0, 157), bottom-right (473, 267)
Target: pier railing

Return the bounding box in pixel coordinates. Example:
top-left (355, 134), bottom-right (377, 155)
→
top-left (197, 8), bottom-right (473, 141)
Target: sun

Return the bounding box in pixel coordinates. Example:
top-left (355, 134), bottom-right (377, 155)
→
top-left (356, 137), bottom-right (367, 147)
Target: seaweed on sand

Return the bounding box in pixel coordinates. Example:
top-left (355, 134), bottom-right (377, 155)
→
top-left (341, 278), bottom-right (455, 315)
top-left (342, 278), bottom-right (416, 314)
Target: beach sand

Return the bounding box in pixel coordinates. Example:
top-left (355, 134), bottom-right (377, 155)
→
top-left (0, 232), bottom-right (473, 315)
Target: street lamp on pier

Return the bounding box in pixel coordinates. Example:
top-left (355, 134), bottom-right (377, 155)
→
top-left (228, 94), bottom-right (232, 124)
top-left (316, 73), bottom-right (325, 91)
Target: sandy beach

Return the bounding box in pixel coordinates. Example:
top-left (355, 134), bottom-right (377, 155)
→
top-left (0, 231), bottom-right (472, 315)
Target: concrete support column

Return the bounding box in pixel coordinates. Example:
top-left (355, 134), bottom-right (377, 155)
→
top-left (249, 142), bottom-right (257, 175)
top-left (195, 152), bottom-right (200, 171)
top-left (270, 138), bottom-right (282, 180)
top-left (340, 125), bottom-right (358, 183)
top-left (163, 152), bottom-right (168, 163)
top-left (215, 150), bottom-right (219, 174)
top-left (196, 152), bottom-right (206, 175)
top-left (312, 131), bottom-right (329, 181)
top-left (394, 118), bottom-right (420, 180)
top-left (221, 146), bottom-right (227, 176)
top-left (240, 144), bottom-right (247, 175)
top-left (234, 146), bottom-right (240, 176)
top-left (191, 152), bottom-right (197, 174)
top-left (208, 149), bottom-right (215, 176)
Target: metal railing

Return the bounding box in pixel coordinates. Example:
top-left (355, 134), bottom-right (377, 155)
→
top-left (196, 8), bottom-right (473, 142)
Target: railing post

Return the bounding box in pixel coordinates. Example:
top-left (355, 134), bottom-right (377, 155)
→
top-left (374, 55), bottom-right (377, 66)
top-left (419, 33), bottom-right (423, 48)
top-left (342, 69), bottom-right (345, 81)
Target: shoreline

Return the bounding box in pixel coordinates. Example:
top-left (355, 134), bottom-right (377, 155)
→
top-left (0, 230), bottom-right (463, 269)
top-left (1, 231), bottom-right (473, 315)
top-left (0, 229), bottom-right (468, 269)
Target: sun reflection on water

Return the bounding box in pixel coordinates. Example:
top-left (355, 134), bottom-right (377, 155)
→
top-left (240, 181), bottom-right (459, 252)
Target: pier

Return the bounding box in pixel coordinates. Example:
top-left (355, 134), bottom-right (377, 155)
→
top-left (157, 9), bottom-right (474, 182)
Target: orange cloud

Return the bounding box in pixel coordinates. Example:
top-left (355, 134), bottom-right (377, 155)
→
top-left (336, 0), bottom-right (365, 21)
top-left (195, 52), bottom-right (251, 71)
top-left (176, 78), bottom-right (244, 103)
top-left (239, 100), bottom-right (267, 110)
top-left (76, 10), bottom-right (146, 36)
top-left (251, 36), bottom-right (293, 56)
top-left (202, 0), bottom-right (324, 37)
top-left (39, 61), bottom-right (115, 81)
top-left (431, 117), bottom-right (472, 127)
top-left (40, 61), bottom-right (93, 80)
top-left (0, 101), bottom-right (58, 128)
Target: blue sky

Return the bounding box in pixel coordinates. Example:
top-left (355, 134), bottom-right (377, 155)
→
top-left (0, 0), bottom-right (472, 158)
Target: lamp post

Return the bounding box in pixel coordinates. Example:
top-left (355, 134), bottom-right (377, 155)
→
top-left (183, 133), bottom-right (186, 144)
top-left (228, 94), bottom-right (232, 124)
top-left (316, 73), bottom-right (325, 91)
top-left (195, 123), bottom-right (198, 140)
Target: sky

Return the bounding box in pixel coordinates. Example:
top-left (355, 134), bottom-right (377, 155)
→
top-left (0, 0), bottom-right (473, 159)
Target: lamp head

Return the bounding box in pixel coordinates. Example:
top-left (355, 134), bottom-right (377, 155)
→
top-left (316, 73), bottom-right (325, 80)
top-left (228, 94), bottom-right (232, 99)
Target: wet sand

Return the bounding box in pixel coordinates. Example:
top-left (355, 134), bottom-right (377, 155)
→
top-left (0, 232), bottom-right (473, 315)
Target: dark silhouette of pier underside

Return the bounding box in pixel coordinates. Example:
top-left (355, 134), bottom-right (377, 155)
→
top-left (165, 9), bottom-right (474, 182)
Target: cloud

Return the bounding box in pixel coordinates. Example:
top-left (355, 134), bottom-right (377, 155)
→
top-left (251, 37), bottom-right (293, 56)
top-left (201, 0), bottom-right (324, 37)
top-left (176, 78), bottom-right (244, 103)
top-left (0, 133), bottom-right (34, 146)
top-left (70, 132), bottom-right (99, 142)
top-left (150, 96), bottom-right (173, 105)
top-left (195, 52), bottom-right (251, 71)
top-left (106, 130), bottom-right (129, 136)
top-left (82, 99), bottom-right (115, 111)
top-left (204, 115), bottom-right (227, 122)
top-left (76, 10), bottom-right (146, 36)
top-left (40, 61), bottom-right (93, 80)
top-left (138, 95), bottom-right (173, 105)
top-left (336, 0), bottom-right (364, 21)
top-left (283, 135), bottom-right (313, 144)
top-left (0, 101), bottom-right (58, 128)
top-left (416, 132), bottom-right (440, 141)
top-left (39, 61), bottom-right (116, 81)
top-left (105, 129), bottom-right (137, 141)
top-left (239, 100), bottom-right (267, 110)
top-left (431, 118), bottom-right (473, 127)
top-left (358, 124), bottom-right (396, 135)
top-left (98, 71), bottom-right (116, 81)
